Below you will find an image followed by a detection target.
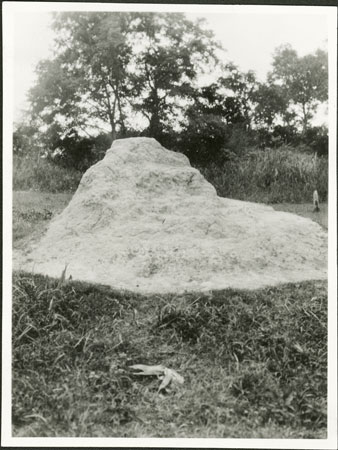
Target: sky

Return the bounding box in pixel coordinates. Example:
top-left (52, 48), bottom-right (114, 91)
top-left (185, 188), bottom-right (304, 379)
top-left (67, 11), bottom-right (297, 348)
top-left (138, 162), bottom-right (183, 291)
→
top-left (12, 7), bottom-right (329, 124)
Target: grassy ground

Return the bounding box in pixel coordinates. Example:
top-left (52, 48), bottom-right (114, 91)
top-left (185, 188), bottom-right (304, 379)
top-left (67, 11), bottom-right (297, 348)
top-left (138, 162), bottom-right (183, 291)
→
top-left (12, 191), bottom-right (328, 438)
top-left (13, 273), bottom-right (327, 438)
top-left (13, 191), bottom-right (72, 250)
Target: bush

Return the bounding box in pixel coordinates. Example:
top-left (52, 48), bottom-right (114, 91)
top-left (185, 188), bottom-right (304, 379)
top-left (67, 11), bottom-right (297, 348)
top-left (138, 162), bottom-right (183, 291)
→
top-left (13, 122), bottom-right (40, 156)
top-left (199, 146), bottom-right (328, 203)
top-left (51, 132), bottom-right (112, 171)
top-left (13, 155), bottom-right (82, 193)
top-left (178, 114), bottom-right (229, 165)
top-left (225, 124), bottom-right (255, 155)
top-left (302, 126), bottom-right (328, 156)
top-left (271, 125), bottom-right (300, 147)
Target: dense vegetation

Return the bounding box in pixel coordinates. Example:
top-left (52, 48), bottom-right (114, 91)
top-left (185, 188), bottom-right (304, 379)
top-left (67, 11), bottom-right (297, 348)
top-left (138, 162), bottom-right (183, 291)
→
top-left (14, 12), bottom-right (328, 203)
top-left (200, 146), bottom-right (328, 203)
top-left (13, 145), bottom-right (328, 204)
top-left (13, 155), bottom-right (82, 193)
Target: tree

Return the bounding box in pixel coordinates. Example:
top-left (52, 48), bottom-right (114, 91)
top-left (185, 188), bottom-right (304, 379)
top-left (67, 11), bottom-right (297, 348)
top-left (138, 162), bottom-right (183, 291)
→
top-left (50, 130), bottom-right (113, 170)
top-left (180, 113), bottom-right (229, 165)
top-left (269, 45), bottom-right (328, 134)
top-left (178, 80), bottom-right (248, 164)
top-left (252, 82), bottom-right (292, 129)
top-left (13, 120), bottom-right (39, 155)
top-left (127, 13), bottom-right (220, 140)
top-left (190, 82), bottom-right (246, 125)
top-left (219, 63), bottom-right (259, 130)
top-left (29, 12), bottom-right (220, 151)
top-left (302, 125), bottom-right (328, 156)
top-left (29, 12), bottom-right (132, 141)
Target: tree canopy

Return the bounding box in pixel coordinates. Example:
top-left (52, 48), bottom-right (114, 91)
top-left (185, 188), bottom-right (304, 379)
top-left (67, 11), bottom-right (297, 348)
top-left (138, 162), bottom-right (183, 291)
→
top-left (24, 12), bottom-right (328, 165)
top-left (128, 13), bottom-right (219, 139)
top-left (30, 12), bottom-right (133, 141)
top-left (268, 44), bottom-right (328, 133)
top-left (29, 12), bottom-right (219, 143)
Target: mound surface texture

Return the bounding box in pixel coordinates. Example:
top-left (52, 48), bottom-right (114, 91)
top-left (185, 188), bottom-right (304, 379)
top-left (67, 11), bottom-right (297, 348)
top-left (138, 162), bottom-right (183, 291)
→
top-left (17, 137), bottom-right (327, 293)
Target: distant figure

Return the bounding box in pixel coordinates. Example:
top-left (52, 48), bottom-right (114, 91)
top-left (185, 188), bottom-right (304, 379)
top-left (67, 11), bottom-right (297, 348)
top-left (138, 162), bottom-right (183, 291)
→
top-left (313, 190), bottom-right (320, 213)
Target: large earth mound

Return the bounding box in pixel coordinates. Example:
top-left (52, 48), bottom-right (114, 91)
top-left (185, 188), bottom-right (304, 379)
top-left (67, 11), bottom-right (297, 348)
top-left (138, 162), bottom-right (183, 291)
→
top-left (16, 137), bottom-right (327, 293)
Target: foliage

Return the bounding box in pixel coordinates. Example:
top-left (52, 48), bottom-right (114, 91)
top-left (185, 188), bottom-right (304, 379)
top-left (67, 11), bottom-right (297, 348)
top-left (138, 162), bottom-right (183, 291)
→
top-left (13, 155), bottom-right (82, 193)
top-left (30, 12), bottom-right (132, 141)
top-left (252, 82), bottom-right (291, 129)
top-left (50, 130), bottom-right (112, 171)
top-left (199, 146), bottom-right (328, 203)
top-left (179, 113), bottom-right (229, 165)
top-left (177, 80), bottom-right (251, 165)
top-left (29, 11), bottom-right (220, 152)
top-left (174, 51), bottom-right (328, 164)
top-left (12, 270), bottom-right (327, 437)
top-left (24, 12), bottom-right (328, 164)
top-left (13, 134), bottom-right (328, 204)
top-left (271, 124), bottom-right (300, 147)
top-left (13, 121), bottom-right (40, 156)
top-left (302, 125), bottom-right (328, 156)
top-left (129, 13), bottom-right (219, 140)
top-left (21, 19), bottom-right (329, 179)
top-left (219, 64), bottom-right (258, 129)
top-left (269, 45), bottom-right (328, 133)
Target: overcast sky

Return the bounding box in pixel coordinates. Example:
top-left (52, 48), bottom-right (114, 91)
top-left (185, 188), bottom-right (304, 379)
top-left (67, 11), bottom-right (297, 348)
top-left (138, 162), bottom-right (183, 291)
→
top-left (12, 7), bottom-right (329, 123)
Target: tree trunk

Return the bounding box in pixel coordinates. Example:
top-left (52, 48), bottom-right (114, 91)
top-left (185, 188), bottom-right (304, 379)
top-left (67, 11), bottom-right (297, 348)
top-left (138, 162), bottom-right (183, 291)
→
top-left (104, 82), bottom-right (117, 141)
top-left (301, 103), bottom-right (308, 136)
top-left (110, 121), bottom-right (117, 141)
top-left (116, 91), bottom-right (127, 137)
top-left (109, 97), bottom-right (117, 141)
top-left (148, 88), bottom-right (162, 139)
top-left (149, 113), bottom-right (162, 139)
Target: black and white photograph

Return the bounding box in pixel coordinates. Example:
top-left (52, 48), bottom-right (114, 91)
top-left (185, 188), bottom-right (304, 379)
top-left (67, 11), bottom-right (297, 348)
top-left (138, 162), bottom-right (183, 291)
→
top-left (2, 1), bottom-right (337, 448)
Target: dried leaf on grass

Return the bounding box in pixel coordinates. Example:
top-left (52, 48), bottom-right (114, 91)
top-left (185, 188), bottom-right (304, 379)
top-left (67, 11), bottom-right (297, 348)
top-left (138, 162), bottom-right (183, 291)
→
top-left (129, 364), bottom-right (166, 376)
top-left (129, 364), bottom-right (184, 393)
top-left (158, 368), bottom-right (184, 392)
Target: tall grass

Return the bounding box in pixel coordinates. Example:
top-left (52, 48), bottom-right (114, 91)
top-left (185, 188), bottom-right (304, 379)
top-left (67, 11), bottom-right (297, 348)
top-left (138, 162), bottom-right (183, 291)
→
top-left (13, 146), bottom-right (328, 204)
top-left (200, 147), bottom-right (328, 203)
top-left (13, 155), bottom-right (82, 193)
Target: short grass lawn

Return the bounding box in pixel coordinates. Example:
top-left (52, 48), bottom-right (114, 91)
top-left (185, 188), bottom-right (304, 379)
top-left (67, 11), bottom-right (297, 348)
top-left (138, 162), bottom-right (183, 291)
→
top-left (11, 191), bottom-right (328, 438)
